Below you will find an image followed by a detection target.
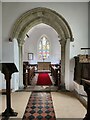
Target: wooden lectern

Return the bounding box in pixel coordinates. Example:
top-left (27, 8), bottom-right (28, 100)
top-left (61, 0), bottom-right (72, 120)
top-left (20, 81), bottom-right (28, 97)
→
top-left (0, 63), bottom-right (18, 118)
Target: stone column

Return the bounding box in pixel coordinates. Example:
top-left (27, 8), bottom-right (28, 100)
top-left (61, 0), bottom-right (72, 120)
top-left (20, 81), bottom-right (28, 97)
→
top-left (18, 41), bottom-right (24, 88)
top-left (59, 39), bottom-right (66, 89)
top-left (65, 38), bottom-right (70, 90)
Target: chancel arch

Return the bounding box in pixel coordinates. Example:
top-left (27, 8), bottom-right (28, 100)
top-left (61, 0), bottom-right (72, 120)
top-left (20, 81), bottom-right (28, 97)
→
top-left (10, 7), bottom-right (74, 90)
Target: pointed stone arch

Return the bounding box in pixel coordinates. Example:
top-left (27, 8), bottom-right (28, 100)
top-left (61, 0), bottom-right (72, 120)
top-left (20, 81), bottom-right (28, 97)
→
top-left (11, 7), bottom-right (74, 90)
top-left (11, 7), bottom-right (73, 43)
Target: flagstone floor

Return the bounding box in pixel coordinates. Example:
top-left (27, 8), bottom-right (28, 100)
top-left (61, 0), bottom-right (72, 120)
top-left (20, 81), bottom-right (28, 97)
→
top-left (0, 91), bottom-right (86, 119)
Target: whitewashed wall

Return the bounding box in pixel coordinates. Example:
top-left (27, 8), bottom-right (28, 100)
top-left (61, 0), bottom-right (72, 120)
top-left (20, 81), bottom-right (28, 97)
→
top-left (2, 2), bottom-right (88, 91)
top-left (23, 24), bottom-right (61, 64)
top-left (88, 2), bottom-right (90, 54)
top-left (2, 2), bottom-right (14, 62)
top-left (0, 1), bottom-right (2, 89)
top-left (2, 2), bottom-right (88, 61)
top-left (0, 1), bottom-right (2, 115)
top-left (1, 39), bottom-right (20, 91)
top-left (0, 2), bottom-right (2, 64)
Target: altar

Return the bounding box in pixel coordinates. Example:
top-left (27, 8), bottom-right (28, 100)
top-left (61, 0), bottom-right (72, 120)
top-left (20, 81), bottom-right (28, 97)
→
top-left (37, 62), bottom-right (51, 70)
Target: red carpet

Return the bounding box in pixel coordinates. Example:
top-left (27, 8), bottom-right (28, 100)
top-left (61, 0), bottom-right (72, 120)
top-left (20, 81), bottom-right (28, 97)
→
top-left (37, 73), bottom-right (52, 85)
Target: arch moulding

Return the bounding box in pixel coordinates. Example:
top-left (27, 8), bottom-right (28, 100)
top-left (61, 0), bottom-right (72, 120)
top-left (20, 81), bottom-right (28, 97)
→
top-left (11, 7), bottom-right (73, 43)
top-left (11, 7), bottom-right (74, 90)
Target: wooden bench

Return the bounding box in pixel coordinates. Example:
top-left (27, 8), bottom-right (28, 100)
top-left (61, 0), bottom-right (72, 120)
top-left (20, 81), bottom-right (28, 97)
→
top-left (28, 67), bottom-right (35, 85)
top-left (23, 62), bottom-right (35, 88)
top-left (50, 64), bottom-right (61, 86)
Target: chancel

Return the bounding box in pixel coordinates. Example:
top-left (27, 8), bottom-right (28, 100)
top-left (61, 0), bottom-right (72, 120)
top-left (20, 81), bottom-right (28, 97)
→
top-left (0, 2), bottom-right (90, 120)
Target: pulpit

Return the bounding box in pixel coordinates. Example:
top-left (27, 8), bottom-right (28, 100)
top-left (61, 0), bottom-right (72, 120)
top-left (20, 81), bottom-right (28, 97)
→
top-left (0, 63), bottom-right (18, 118)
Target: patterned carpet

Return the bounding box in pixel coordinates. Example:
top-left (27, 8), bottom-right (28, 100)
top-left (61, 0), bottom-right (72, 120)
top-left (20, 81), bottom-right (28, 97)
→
top-left (22, 92), bottom-right (56, 120)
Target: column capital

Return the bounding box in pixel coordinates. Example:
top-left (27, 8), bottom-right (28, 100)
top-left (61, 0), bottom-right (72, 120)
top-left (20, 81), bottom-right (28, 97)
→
top-left (59, 38), bottom-right (66, 46)
top-left (18, 38), bottom-right (25, 46)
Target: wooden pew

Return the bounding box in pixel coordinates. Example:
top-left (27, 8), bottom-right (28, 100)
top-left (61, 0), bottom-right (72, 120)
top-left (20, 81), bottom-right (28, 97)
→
top-left (74, 55), bottom-right (90, 120)
top-left (50, 64), bottom-right (61, 86)
top-left (28, 66), bottom-right (35, 85)
top-left (23, 62), bottom-right (35, 88)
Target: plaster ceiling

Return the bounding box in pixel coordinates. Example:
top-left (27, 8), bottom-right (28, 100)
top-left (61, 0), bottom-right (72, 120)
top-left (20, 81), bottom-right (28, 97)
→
top-left (27, 23), bottom-right (58, 36)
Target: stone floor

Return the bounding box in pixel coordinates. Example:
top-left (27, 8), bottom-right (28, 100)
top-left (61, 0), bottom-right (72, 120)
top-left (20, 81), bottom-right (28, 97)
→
top-left (0, 73), bottom-right (87, 120)
top-left (19, 85), bottom-right (58, 92)
top-left (0, 91), bottom-right (86, 119)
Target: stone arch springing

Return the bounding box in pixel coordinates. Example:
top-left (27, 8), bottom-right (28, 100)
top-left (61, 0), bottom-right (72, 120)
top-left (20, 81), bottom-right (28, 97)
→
top-left (10, 7), bottom-right (74, 90)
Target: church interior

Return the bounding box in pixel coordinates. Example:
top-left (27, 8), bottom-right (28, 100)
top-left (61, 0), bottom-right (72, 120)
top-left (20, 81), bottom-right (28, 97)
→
top-left (0, 1), bottom-right (90, 120)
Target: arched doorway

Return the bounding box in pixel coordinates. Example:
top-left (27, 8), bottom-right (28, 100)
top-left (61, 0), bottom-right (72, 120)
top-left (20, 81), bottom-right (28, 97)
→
top-left (10, 7), bottom-right (74, 90)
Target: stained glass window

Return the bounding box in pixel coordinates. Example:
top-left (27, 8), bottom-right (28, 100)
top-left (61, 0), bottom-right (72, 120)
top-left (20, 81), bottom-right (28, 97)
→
top-left (39, 35), bottom-right (50, 60)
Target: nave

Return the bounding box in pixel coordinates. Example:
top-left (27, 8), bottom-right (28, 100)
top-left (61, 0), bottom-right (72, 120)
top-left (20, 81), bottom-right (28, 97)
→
top-left (1, 2), bottom-right (90, 120)
top-left (0, 73), bottom-right (86, 120)
top-left (1, 91), bottom-right (86, 119)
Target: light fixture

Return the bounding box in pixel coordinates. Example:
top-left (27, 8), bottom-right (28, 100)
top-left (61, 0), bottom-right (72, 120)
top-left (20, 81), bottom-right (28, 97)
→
top-left (26, 34), bottom-right (29, 38)
top-left (9, 37), bottom-right (12, 42)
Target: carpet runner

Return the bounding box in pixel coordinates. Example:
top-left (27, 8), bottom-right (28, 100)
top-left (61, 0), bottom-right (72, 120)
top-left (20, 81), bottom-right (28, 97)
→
top-left (37, 73), bottom-right (52, 85)
top-left (22, 92), bottom-right (56, 120)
